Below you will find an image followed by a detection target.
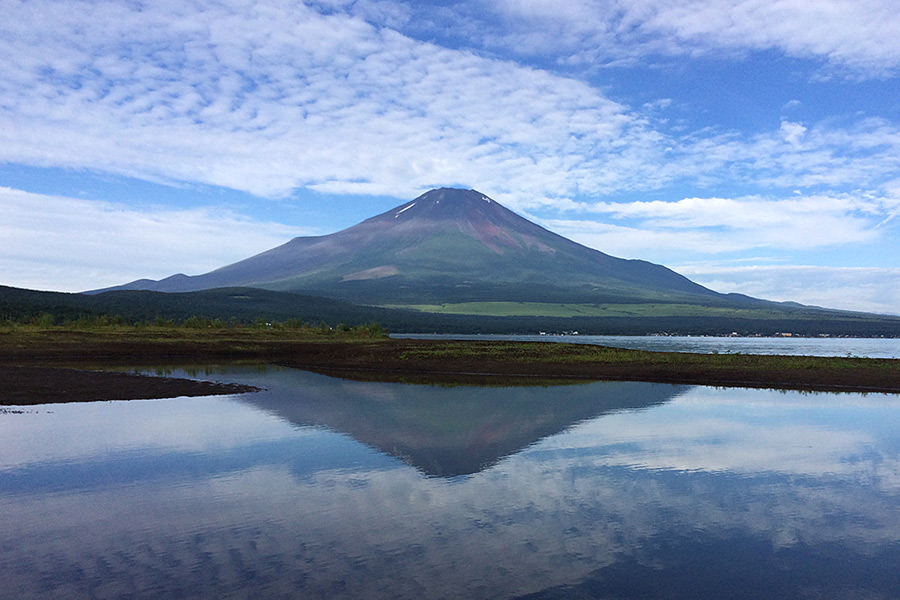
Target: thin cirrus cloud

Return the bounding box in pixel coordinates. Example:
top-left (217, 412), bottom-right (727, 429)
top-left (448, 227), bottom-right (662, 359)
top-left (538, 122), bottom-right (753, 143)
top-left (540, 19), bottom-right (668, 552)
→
top-left (483, 0), bottom-right (900, 77)
top-left (671, 119), bottom-right (900, 196)
top-left (0, 187), bottom-right (309, 292)
top-left (547, 194), bottom-right (887, 252)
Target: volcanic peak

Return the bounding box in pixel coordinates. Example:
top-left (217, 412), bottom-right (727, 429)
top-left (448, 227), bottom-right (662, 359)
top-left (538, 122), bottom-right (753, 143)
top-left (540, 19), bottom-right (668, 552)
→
top-left (369, 188), bottom-right (503, 225)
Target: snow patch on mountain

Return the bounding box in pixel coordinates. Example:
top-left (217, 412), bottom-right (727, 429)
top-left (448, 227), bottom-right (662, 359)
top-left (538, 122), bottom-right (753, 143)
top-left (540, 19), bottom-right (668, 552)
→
top-left (395, 202), bottom-right (416, 218)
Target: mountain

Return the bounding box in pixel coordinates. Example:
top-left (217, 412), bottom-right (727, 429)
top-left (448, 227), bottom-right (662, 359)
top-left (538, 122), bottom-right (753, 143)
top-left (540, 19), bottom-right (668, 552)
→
top-left (8, 183), bottom-right (900, 335)
top-left (103, 188), bottom-right (737, 306)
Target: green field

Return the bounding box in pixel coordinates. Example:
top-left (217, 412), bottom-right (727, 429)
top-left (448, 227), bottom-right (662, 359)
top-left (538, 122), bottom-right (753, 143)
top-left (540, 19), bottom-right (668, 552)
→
top-left (388, 301), bottom-right (817, 319)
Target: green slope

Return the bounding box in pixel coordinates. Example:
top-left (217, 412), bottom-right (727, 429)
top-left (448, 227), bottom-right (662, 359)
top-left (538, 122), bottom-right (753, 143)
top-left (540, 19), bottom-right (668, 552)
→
top-left (391, 301), bottom-right (829, 318)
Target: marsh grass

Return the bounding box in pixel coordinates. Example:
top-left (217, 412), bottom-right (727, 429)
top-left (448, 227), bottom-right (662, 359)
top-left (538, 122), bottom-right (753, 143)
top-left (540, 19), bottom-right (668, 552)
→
top-left (396, 340), bottom-right (898, 373)
top-left (2, 325), bottom-right (897, 393)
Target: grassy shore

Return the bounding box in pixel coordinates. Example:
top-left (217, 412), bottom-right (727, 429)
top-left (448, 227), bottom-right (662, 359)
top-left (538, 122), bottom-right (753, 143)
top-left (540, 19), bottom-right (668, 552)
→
top-left (2, 325), bottom-right (899, 404)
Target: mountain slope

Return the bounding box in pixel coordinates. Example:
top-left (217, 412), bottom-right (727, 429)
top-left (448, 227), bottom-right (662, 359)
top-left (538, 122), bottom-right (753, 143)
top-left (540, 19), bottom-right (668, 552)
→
top-left (104, 188), bottom-right (730, 306)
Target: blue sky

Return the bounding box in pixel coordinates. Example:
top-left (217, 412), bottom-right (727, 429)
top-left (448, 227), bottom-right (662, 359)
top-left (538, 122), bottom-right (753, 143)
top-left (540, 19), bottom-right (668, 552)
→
top-left (2, 0), bottom-right (899, 314)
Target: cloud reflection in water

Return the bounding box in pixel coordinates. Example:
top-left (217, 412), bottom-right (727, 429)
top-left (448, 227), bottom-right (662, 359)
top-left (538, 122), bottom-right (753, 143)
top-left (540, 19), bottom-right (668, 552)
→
top-left (1, 368), bottom-right (899, 599)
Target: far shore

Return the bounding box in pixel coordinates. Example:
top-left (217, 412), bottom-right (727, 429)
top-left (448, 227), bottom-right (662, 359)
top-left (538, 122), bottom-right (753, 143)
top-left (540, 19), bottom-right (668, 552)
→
top-left (2, 326), bottom-right (899, 404)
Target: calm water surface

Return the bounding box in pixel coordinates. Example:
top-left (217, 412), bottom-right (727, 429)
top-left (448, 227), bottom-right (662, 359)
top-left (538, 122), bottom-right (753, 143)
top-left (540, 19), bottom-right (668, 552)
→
top-left (2, 366), bottom-right (900, 599)
top-left (395, 333), bottom-right (900, 358)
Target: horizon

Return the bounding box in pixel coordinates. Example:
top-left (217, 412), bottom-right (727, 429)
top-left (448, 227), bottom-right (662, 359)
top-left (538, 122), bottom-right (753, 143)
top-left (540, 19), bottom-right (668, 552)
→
top-left (1, 1), bottom-right (899, 315)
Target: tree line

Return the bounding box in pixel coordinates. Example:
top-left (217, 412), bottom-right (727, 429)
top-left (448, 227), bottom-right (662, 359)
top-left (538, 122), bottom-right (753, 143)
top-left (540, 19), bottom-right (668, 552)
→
top-left (1, 312), bottom-right (386, 337)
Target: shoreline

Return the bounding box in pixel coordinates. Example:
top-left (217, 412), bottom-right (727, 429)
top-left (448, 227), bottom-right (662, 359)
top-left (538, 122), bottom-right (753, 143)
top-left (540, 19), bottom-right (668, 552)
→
top-left (2, 328), bottom-right (899, 404)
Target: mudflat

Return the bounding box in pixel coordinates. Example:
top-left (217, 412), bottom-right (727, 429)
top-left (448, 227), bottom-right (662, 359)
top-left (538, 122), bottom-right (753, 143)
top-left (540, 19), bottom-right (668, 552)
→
top-left (2, 327), bottom-right (899, 404)
top-left (0, 366), bottom-right (257, 405)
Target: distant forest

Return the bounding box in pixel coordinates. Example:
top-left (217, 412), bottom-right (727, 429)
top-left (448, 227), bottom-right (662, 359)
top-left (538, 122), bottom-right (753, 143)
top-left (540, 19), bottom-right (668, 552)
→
top-left (3, 285), bottom-right (900, 337)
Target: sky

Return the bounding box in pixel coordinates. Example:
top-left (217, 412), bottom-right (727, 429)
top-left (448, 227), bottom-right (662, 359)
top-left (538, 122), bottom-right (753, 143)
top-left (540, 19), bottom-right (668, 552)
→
top-left (2, 0), bottom-right (899, 314)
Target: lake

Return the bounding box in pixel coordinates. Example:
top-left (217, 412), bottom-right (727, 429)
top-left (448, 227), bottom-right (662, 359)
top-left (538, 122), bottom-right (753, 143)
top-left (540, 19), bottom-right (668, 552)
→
top-left (395, 333), bottom-right (900, 358)
top-left (2, 366), bottom-right (900, 599)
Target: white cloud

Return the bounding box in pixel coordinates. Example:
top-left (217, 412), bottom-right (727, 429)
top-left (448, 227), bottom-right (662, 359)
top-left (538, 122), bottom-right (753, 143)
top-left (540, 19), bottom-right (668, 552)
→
top-left (0, 187), bottom-right (308, 292)
top-left (673, 263), bottom-right (900, 314)
top-left (545, 193), bottom-right (890, 253)
top-left (779, 121), bottom-right (807, 147)
top-left (541, 218), bottom-right (748, 256)
top-left (0, 0), bottom-right (659, 203)
top-left (669, 118), bottom-right (900, 193)
top-left (1, 0), bottom-right (898, 210)
top-left (486, 0), bottom-right (900, 77)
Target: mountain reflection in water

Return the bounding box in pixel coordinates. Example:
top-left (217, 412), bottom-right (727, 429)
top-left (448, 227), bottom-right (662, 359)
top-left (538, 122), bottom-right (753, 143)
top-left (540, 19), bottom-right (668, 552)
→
top-left (1, 367), bottom-right (899, 600)
top-left (238, 368), bottom-right (682, 477)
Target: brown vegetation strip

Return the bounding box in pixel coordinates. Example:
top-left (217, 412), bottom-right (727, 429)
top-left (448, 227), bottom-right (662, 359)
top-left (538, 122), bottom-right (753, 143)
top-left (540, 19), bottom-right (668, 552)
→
top-left (1, 328), bottom-right (899, 402)
top-left (279, 340), bottom-right (900, 394)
